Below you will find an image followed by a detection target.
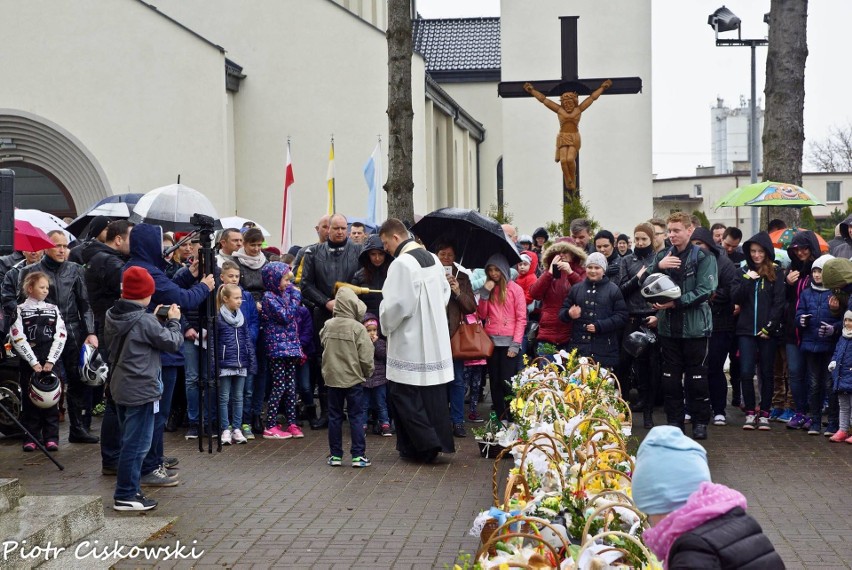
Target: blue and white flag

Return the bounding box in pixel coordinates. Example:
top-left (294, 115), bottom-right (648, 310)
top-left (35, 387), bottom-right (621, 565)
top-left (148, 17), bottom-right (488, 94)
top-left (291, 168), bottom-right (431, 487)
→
top-left (363, 141), bottom-right (383, 225)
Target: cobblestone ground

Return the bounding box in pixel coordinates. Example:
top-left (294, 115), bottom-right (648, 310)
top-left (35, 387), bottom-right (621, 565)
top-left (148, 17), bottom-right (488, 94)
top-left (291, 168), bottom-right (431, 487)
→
top-left (2, 404), bottom-right (851, 568)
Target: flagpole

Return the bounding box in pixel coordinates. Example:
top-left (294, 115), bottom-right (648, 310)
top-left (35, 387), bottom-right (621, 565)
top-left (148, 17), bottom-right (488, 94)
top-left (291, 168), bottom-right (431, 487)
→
top-left (282, 137), bottom-right (295, 251)
top-left (376, 135), bottom-right (383, 224)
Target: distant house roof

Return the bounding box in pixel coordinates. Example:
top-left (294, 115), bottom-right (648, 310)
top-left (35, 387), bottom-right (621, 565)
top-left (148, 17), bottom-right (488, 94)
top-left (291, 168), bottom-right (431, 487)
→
top-left (413, 17), bottom-right (500, 82)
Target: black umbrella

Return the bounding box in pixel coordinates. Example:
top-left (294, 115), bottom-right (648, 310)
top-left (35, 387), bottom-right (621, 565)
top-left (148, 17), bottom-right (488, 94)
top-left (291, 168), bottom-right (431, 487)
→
top-left (410, 208), bottom-right (521, 268)
top-left (66, 193), bottom-right (144, 237)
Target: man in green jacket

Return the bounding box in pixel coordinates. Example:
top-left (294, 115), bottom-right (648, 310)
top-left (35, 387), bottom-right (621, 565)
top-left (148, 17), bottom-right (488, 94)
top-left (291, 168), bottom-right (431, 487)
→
top-left (644, 212), bottom-right (717, 440)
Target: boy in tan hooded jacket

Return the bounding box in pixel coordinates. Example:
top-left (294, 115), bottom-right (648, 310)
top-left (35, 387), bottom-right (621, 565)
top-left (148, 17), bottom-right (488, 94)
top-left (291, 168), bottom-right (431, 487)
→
top-left (320, 287), bottom-right (375, 467)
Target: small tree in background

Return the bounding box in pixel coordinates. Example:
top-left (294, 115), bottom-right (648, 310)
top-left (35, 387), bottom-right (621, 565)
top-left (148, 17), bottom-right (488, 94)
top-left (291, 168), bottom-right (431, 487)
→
top-left (486, 203), bottom-right (514, 225)
top-left (543, 194), bottom-right (599, 237)
top-left (800, 206), bottom-right (817, 230)
top-left (692, 210), bottom-right (711, 228)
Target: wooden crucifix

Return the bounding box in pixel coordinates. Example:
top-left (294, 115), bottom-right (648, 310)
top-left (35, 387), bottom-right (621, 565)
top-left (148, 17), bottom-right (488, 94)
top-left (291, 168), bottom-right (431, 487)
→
top-left (498, 16), bottom-right (642, 199)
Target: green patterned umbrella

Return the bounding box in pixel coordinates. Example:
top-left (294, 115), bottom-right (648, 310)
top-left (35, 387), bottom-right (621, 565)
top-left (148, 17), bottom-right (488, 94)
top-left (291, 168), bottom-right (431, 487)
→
top-left (714, 181), bottom-right (824, 208)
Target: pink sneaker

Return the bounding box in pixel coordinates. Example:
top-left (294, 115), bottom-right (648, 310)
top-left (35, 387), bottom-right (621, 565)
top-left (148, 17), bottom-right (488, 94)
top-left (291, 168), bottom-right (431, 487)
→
top-left (263, 426), bottom-right (292, 439)
top-left (287, 424), bottom-right (304, 438)
top-left (830, 430), bottom-right (849, 442)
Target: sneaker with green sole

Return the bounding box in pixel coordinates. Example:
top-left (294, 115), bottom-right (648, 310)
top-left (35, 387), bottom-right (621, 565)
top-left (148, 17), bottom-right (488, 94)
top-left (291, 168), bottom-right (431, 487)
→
top-left (327, 455), bottom-right (342, 467)
top-left (241, 424), bottom-right (255, 440)
top-left (352, 456), bottom-right (371, 468)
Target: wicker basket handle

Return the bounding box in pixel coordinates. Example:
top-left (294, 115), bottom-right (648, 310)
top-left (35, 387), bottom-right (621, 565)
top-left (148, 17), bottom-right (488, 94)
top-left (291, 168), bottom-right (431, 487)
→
top-left (577, 530), bottom-right (655, 568)
top-left (475, 532), bottom-right (560, 569)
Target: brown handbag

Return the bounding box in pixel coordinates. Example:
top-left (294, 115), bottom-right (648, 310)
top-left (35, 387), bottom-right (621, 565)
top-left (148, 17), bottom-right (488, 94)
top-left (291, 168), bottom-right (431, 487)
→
top-left (450, 316), bottom-right (495, 360)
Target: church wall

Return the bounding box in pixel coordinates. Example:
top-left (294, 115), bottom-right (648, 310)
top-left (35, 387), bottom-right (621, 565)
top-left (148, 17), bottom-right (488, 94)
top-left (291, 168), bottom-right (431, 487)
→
top-left (0, 0), bottom-right (231, 215)
top-left (331, 0), bottom-right (387, 31)
top-left (500, 0), bottom-right (652, 236)
top-left (439, 82), bottom-right (502, 213)
top-left (423, 100), bottom-right (436, 211)
top-left (153, 0), bottom-right (428, 244)
top-left (225, 91), bottom-right (238, 216)
top-left (411, 68), bottom-right (429, 218)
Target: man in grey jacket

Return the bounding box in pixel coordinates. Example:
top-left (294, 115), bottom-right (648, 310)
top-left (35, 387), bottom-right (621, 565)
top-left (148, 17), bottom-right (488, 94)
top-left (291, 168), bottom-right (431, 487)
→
top-left (105, 267), bottom-right (182, 512)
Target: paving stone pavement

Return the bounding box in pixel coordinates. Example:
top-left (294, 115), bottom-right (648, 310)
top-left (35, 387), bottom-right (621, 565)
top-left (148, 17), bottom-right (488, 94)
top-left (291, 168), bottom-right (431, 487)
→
top-left (2, 406), bottom-right (851, 569)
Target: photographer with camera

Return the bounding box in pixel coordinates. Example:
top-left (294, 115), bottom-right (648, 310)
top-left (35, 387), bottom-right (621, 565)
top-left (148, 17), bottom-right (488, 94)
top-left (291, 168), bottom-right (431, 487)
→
top-left (113, 223), bottom-right (213, 487)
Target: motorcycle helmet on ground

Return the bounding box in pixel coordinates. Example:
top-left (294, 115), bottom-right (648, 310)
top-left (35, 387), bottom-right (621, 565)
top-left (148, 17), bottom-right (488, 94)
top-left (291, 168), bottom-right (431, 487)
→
top-left (80, 345), bottom-right (109, 387)
top-left (641, 273), bottom-right (681, 304)
top-left (29, 371), bottom-right (62, 409)
top-left (623, 327), bottom-right (658, 358)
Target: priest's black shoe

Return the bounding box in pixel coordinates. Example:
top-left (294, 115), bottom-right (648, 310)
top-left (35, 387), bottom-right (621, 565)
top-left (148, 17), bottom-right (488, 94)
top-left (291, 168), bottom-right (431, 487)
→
top-left (692, 424), bottom-right (708, 440)
top-left (310, 413), bottom-right (328, 430)
top-left (69, 430), bottom-right (99, 444)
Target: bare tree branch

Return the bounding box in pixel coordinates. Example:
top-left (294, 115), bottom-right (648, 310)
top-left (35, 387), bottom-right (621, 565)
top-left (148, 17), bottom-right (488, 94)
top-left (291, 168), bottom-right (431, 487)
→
top-left (806, 122), bottom-right (852, 172)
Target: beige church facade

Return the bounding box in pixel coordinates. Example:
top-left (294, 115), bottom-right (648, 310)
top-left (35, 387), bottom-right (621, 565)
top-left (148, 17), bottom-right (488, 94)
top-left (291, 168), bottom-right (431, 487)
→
top-left (0, 0), bottom-right (651, 245)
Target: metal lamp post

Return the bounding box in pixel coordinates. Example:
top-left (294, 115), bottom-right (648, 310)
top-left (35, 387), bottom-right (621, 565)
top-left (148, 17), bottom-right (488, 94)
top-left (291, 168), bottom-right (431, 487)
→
top-left (708, 6), bottom-right (768, 236)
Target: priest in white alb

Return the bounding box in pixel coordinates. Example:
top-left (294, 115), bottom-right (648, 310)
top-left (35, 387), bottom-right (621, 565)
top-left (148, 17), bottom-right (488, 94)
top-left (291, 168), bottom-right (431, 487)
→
top-left (378, 218), bottom-right (455, 462)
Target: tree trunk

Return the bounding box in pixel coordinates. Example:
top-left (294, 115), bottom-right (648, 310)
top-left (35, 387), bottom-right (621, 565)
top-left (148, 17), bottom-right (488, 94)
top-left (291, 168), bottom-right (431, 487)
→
top-left (761, 0), bottom-right (808, 229)
top-left (385, 0), bottom-right (415, 224)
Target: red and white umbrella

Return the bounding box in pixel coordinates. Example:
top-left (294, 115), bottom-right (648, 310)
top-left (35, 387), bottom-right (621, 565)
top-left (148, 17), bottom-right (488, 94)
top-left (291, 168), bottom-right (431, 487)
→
top-left (14, 219), bottom-right (55, 251)
top-left (14, 209), bottom-right (73, 241)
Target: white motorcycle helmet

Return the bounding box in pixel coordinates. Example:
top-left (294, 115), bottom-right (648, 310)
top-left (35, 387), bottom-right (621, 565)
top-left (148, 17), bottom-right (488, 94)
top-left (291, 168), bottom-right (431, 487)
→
top-left (641, 273), bottom-right (682, 304)
top-left (80, 345), bottom-right (109, 387)
top-left (29, 371), bottom-right (62, 409)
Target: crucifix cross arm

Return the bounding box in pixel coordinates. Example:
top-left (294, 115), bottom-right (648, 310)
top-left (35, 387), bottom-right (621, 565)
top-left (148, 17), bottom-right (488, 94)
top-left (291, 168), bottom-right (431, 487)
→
top-left (498, 16), bottom-right (642, 98)
top-left (500, 77), bottom-right (641, 98)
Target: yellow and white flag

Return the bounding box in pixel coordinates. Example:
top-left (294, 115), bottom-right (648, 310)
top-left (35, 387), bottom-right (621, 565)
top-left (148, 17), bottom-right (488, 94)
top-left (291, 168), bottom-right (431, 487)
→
top-left (326, 140), bottom-right (335, 214)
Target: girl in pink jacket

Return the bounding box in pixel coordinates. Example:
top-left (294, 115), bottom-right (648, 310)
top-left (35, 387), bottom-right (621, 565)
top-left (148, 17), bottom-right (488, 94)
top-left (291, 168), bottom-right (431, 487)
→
top-left (477, 253), bottom-right (527, 420)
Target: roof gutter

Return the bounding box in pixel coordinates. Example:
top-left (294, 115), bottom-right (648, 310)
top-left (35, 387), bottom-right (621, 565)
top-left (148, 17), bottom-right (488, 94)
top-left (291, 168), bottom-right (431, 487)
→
top-left (424, 74), bottom-right (485, 142)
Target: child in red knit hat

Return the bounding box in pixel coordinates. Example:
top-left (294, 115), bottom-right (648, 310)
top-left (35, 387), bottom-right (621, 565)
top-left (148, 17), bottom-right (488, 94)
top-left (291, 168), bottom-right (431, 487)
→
top-left (104, 266), bottom-right (183, 512)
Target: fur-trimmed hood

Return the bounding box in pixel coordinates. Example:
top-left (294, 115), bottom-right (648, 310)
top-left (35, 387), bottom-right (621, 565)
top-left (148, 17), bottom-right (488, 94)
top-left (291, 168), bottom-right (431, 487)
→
top-left (541, 240), bottom-right (587, 268)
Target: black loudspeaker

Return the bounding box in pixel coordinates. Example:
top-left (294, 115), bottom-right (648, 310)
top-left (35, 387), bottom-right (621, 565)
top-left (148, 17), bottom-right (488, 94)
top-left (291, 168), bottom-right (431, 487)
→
top-left (0, 169), bottom-right (14, 255)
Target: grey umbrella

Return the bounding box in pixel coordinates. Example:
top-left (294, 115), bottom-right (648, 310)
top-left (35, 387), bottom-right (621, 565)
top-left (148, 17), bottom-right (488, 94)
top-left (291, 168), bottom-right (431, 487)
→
top-left (66, 193), bottom-right (144, 237)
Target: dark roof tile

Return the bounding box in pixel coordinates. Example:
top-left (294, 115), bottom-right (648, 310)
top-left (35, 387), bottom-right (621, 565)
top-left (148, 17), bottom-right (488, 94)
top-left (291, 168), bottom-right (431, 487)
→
top-left (413, 17), bottom-right (500, 72)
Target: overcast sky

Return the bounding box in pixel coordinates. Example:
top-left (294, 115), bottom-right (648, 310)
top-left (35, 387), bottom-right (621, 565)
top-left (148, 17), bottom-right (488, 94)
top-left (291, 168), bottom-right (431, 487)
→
top-left (415, 0), bottom-right (850, 179)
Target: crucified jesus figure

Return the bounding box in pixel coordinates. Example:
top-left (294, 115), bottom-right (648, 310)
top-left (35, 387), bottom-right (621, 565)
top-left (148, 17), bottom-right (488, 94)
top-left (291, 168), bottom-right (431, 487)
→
top-left (524, 79), bottom-right (612, 192)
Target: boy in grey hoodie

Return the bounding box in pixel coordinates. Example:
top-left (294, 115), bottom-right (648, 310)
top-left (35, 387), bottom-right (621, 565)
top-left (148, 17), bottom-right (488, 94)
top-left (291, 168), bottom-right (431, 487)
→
top-left (105, 267), bottom-right (183, 511)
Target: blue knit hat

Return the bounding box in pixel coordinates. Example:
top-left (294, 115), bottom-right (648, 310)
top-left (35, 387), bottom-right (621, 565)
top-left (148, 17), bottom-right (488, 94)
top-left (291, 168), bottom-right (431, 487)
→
top-left (632, 426), bottom-right (711, 515)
